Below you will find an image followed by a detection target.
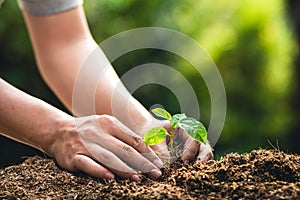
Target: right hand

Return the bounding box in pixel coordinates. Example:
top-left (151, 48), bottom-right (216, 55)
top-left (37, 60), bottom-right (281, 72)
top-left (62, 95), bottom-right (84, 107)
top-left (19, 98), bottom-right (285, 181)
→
top-left (48, 115), bottom-right (163, 182)
top-left (150, 120), bottom-right (213, 164)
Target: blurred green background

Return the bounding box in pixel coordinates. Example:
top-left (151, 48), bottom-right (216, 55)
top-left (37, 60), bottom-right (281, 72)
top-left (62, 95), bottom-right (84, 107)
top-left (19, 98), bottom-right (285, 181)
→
top-left (0, 0), bottom-right (299, 166)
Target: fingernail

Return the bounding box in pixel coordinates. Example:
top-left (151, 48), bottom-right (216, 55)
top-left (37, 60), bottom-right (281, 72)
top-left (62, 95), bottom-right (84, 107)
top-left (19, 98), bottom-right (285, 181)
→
top-left (105, 172), bottom-right (115, 179)
top-left (131, 174), bottom-right (141, 182)
top-left (153, 159), bottom-right (164, 168)
top-left (150, 169), bottom-right (162, 179)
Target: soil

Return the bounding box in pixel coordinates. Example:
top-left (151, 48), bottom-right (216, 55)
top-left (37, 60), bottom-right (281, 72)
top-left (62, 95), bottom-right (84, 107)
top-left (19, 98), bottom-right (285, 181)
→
top-left (0, 149), bottom-right (299, 199)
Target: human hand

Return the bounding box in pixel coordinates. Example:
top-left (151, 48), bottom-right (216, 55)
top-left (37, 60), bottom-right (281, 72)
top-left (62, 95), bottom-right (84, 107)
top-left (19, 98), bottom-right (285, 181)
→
top-left (48, 115), bottom-right (163, 182)
top-left (151, 121), bottom-right (213, 164)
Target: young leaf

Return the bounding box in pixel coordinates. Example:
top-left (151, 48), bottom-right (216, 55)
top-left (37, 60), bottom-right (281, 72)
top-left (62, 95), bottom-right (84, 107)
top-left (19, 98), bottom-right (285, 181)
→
top-left (151, 108), bottom-right (172, 120)
top-left (171, 113), bottom-right (187, 128)
top-left (144, 127), bottom-right (168, 145)
top-left (179, 117), bottom-right (207, 143)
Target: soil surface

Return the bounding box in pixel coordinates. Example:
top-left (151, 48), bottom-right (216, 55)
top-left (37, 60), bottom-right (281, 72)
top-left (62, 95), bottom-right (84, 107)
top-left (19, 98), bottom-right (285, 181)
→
top-left (0, 149), bottom-right (299, 199)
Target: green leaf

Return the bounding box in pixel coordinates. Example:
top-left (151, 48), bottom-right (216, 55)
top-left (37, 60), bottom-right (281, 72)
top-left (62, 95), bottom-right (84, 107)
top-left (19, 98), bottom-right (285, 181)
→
top-left (144, 127), bottom-right (168, 145)
top-left (151, 108), bottom-right (172, 120)
top-left (179, 117), bottom-right (207, 143)
top-left (171, 113), bottom-right (187, 128)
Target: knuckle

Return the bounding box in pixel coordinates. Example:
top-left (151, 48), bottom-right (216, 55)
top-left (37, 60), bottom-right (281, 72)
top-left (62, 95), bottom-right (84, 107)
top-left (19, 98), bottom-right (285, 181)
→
top-left (60, 157), bottom-right (77, 172)
top-left (121, 145), bottom-right (134, 155)
top-left (73, 155), bottom-right (84, 165)
top-left (98, 114), bottom-right (116, 125)
top-left (139, 161), bottom-right (152, 173)
top-left (97, 115), bottom-right (117, 132)
top-left (132, 135), bottom-right (144, 148)
top-left (72, 155), bottom-right (84, 171)
top-left (120, 145), bottom-right (138, 161)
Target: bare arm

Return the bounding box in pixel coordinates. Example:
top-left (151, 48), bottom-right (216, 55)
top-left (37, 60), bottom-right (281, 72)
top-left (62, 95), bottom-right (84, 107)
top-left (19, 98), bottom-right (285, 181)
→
top-left (22, 6), bottom-right (213, 163)
top-left (0, 78), bottom-right (162, 181)
top-left (22, 7), bottom-right (153, 135)
top-left (0, 78), bottom-right (70, 152)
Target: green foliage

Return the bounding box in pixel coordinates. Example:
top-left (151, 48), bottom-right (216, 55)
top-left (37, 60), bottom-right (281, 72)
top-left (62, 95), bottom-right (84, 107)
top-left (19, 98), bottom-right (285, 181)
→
top-left (179, 118), bottom-right (207, 143)
top-left (144, 108), bottom-right (207, 146)
top-left (0, 0), bottom-right (298, 156)
top-left (171, 113), bottom-right (187, 128)
top-left (143, 127), bottom-right (169, 146)
top-left (82, 0), bottom-right (296, 152)
top-left (151, 108), bottom-right (172, 121)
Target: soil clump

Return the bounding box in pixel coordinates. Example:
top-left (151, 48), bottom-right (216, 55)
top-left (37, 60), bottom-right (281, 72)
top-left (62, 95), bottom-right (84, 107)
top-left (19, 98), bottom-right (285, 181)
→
top-left (0, 149), bottom-right (299, 199)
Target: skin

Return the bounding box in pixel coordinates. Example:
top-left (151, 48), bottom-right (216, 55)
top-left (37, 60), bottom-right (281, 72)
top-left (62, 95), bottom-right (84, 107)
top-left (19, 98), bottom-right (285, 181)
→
top-left (0, 5), bottom-right (213, 181)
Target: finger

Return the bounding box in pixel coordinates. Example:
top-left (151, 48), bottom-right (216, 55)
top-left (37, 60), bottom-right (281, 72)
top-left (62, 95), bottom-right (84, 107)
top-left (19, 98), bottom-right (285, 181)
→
top-left (102, 136), bottom-right (162, 179)
top-left (73, 154), bottom-right (115, 179)
top-left (181, 137), bottom-right (200, 163)
top-left (86, 144), bottom-right (141, 181)
top-left (163, 122), bottom-right (173, 133)
top-left (110, 119), bottom-right (163, 169)
top-left (197, 142), bottom-right (214, 163)
top-left (173, 127), bottom-right (199, 163)
top-left (151, 139), bottom-right (171, 162)
top-left (175, 127), bottom-right (189, 140)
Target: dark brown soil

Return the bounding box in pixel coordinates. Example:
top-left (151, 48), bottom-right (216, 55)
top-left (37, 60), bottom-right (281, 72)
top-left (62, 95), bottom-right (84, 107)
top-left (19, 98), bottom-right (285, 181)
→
top-left (0, 149), bottom-right (299, 199)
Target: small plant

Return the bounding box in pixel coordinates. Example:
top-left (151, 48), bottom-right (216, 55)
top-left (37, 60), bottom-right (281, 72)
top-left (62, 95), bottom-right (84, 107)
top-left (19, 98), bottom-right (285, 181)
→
top-left (144, 108), bottom-right (207, 149)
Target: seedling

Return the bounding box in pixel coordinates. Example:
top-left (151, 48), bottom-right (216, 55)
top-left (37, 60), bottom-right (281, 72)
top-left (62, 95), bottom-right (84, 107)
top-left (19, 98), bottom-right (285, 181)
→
top-left (144, 108), bottom-right (207, 150)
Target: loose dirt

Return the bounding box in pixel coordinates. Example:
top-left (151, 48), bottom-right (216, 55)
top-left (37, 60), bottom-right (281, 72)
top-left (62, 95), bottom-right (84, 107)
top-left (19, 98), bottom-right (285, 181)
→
top-left (0, 149), bottom-right (299, 199)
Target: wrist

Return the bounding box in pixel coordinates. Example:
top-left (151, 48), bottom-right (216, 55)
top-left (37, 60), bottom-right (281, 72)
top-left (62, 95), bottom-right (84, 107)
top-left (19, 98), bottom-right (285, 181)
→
top-left (34, 115), bottom-right (76, 157)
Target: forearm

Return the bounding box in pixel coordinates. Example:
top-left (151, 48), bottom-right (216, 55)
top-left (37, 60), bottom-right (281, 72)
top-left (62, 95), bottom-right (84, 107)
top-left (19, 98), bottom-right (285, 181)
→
top-left (0, 78), bottom-right (73, 155)
top-left (39, 40), bottom-right (153, 134)
top-left (43, 40), bottom-right (154, 135)
top-left (23, 7), bottom-right (155, 135)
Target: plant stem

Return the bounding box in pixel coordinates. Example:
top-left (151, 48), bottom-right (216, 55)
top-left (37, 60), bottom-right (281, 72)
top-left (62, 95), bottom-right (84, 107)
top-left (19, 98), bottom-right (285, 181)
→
top-left (169, 127), bottom-right (175, 155)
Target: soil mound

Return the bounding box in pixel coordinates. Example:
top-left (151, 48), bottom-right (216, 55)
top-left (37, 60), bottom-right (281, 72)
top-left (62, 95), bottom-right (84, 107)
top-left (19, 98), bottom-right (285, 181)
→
top-left (0, 149), bottom-right (299, 199)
